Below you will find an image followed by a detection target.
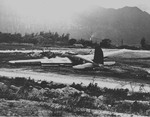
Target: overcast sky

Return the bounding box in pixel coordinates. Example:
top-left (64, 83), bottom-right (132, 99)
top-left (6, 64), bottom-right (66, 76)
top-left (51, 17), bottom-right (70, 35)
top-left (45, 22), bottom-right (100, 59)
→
top-left (1, 0), bottom-right (150, 34)
top-left (1, 0), bottom-right (150, 14)
top-left (1, 0), bottom-right (150, 10)
top-left (1, 0), bottom-right (150, 20)
top-left (1, 0), bottom-right (150, 22)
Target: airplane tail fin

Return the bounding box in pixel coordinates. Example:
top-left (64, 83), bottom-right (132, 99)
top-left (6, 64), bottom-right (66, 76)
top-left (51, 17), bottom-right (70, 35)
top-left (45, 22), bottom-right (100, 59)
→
top-left (93, 45), bottom-right (104, 64)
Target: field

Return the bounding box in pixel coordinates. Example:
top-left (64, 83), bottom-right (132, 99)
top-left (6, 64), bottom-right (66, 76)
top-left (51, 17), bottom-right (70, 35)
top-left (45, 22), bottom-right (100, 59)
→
top-left (1, 48), bottom-right (150, 92)
top-left (0, 48), bottom-right (150, 116)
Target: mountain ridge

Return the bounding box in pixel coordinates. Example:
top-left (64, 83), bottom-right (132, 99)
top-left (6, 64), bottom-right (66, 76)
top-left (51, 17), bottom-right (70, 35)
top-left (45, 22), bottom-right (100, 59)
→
top-left (1, 6), bottom-right (150, 45)
top-left (69, 6), bottom-right (150, 45)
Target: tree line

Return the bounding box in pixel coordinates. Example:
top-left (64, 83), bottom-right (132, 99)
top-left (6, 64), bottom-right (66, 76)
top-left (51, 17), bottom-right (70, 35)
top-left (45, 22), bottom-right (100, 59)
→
top-left (0, 31), bottom-right (70, 45)
top-left (140, 37), bottom-right (150, 50)
top-left (70, 37), bottom-right (150, 50)
top-left (0, 31), bottom-right (149, 49)
top-left (0, 31), bottom-right (110, 48)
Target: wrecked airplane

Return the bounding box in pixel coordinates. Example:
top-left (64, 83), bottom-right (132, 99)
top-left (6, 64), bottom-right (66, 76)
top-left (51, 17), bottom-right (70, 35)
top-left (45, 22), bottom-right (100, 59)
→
top-left (8, 48), bottom-right (134, 70)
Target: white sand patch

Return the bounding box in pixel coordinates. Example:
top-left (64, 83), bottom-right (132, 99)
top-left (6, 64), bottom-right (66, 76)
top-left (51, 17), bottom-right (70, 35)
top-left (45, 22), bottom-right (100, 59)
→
top-left (0, 68), bottom-right (150, 92)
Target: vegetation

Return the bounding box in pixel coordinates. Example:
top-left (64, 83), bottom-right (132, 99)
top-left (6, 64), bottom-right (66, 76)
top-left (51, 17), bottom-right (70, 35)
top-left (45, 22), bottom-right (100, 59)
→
top-left (140, 37), bottom-right (150, 50)
top-left (1, 31), bottom-right (150, 50)
top-left (0, 31), bottom-right (107, 48)
top-left (0, 31), bottom-right (70, 46)
top-left (68, 38), bottom-right (77, 45)
top-left (100, 39), bottom-right (112, 48)
top-left (1, 29), bottom-right (150, 116)
top-left (0, 76), bottom-right (150, 116)
top-left (141, 37), bottom-right (146, 49)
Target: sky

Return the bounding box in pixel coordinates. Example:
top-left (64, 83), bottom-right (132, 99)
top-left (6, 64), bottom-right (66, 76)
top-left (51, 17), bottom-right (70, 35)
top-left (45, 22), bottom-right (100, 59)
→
top-left (1, 0), bottom-right (150, 20)
top-left (1, 0), bottom-right (150, 10)
top-left (1, 0), bottom-right (150, 34)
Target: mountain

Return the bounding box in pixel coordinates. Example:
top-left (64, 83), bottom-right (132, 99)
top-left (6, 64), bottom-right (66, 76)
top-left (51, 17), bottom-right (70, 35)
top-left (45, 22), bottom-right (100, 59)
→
top-left (1, 6), bottom-right (150, 46)
top-left (69, 6), bottom-right (150, 46)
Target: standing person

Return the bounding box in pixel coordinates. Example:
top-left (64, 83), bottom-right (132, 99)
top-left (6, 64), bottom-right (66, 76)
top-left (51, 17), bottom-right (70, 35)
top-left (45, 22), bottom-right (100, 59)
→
top-left (93, 44), bottom-right (104, 64)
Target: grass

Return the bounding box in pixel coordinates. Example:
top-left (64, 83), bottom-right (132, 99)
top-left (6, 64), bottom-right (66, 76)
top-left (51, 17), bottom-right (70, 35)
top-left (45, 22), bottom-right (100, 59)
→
top-left (0, 43), bottom-right (41, 50)
top-left (0, 76), bottom-right (150, 116)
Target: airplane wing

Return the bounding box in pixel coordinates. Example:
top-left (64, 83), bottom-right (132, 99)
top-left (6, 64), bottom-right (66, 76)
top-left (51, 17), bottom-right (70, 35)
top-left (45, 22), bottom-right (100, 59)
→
top-left (63, 54), bottom-right (99, 67)
top-left (73, 63), bottom-right (94, 69)
top-left (8, 58), bottom-right (47, 65)
top-left (104, 49), bottom-right (129, 57)
top-left (71, 49), bottom-right (127, 69)
top-left (74, 55), bottom-right (94, 63)
top-left (104, 49), bottom-right (150, 58)
top-left (75, 49), bottom-right (129, 61)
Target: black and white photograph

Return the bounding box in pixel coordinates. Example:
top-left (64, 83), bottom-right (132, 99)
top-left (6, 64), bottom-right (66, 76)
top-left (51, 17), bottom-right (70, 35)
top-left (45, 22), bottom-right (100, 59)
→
top-left (0, 0), bottom-right (150, 116)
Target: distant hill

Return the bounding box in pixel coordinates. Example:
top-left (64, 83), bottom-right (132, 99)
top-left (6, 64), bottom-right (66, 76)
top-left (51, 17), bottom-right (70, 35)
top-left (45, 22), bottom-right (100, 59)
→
top-left (69, 6), bottom-right (150, 46)
top-left (1, 6), bottom-right (150, 46)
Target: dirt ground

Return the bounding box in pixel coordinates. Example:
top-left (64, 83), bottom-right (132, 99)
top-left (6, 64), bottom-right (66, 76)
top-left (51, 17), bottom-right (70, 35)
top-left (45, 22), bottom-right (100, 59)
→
top-left (0, 48), bottom-right (150, 116)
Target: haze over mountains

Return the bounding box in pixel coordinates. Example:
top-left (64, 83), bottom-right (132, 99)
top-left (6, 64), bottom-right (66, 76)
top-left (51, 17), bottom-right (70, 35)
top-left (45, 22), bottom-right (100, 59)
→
top-left (1, 6), bottom-right (150, 45)
top-left (71, 6), bottom-right (150, 45)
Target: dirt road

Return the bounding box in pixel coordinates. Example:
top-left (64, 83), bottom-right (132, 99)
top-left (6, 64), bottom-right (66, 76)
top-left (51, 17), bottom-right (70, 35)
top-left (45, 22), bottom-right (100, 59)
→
top-left (0, 67), bottom-right (149, 92)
